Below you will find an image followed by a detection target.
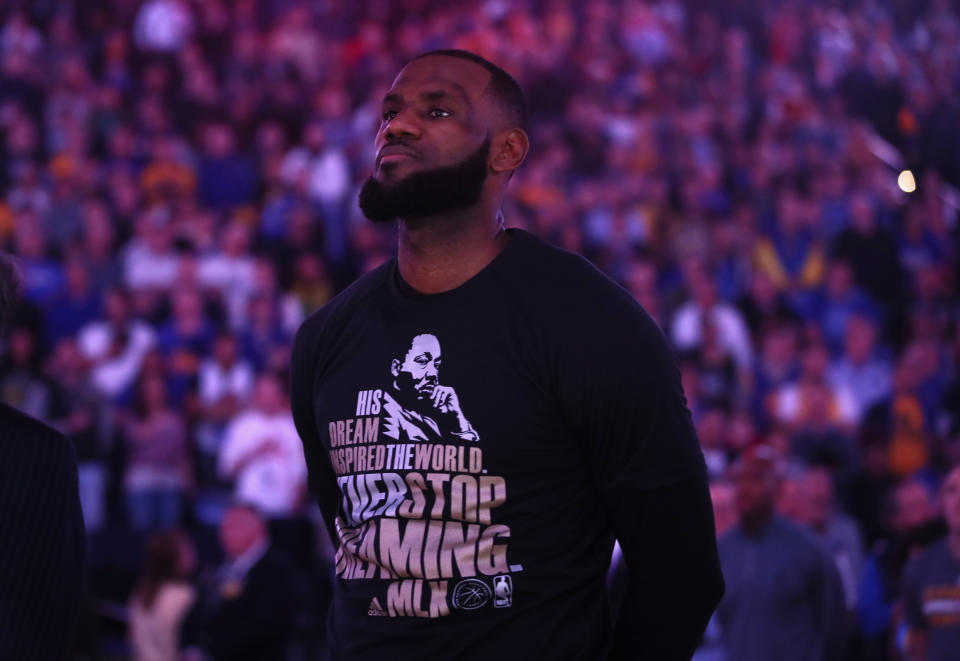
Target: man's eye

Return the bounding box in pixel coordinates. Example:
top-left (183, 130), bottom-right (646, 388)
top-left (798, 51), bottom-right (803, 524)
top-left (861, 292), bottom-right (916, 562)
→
top-left (428, 108), bottom-right (451, 118)
top-left (382, 109), bottom-right (398, 121)
top-left (433, 360), bottom-right (442, 368)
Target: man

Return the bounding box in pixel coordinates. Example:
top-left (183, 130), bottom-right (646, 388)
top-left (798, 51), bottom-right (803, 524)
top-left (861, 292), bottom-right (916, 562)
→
top-left (857, 477), bottom-right (941, 655)
top-left (0, 252), bottom-right (86, 658)
top-left (381, 332), bottom-right (479, 442)
top-left (291, 49), bottom-right (722, 659)
top-left (716, 445), bottom-right (846, 661)
top-left (902, 465), bottom-right (960, 661)
top-left (184, 503), bottom-right (306, 661)
top-left (797, 466), bottom-right (864, 611)
top-left (196, 332), bottom-right (254, 486)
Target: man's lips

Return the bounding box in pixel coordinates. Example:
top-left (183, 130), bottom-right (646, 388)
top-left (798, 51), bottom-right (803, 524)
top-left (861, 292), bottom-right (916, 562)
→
top-left (377, 144), bottom-right (419, 168)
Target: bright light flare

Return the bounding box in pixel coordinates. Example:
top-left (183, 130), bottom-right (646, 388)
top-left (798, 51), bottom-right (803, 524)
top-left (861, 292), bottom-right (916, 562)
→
top-left (898, 170), bottom-right (917, 193)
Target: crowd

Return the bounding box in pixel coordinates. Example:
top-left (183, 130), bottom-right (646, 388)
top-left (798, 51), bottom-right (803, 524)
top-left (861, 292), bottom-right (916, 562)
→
top-left (1, 0), bottom-right (959, 659)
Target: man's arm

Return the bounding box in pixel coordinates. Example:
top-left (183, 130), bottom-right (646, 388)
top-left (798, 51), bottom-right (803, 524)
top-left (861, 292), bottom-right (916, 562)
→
top-left (290, 316), bottom-right (342, 545)
top-left (606, 473), bottom-right (724, 661)
top-left (550, 273), bottom-right (724, 660)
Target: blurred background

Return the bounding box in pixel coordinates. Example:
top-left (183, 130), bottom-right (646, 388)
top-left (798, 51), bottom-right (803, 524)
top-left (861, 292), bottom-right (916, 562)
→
top-left (0, 0), bottom-right (958, 659)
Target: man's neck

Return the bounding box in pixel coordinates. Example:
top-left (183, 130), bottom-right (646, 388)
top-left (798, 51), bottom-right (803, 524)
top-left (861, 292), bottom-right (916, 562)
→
top-left (397, 205), bottom-right (508, 294)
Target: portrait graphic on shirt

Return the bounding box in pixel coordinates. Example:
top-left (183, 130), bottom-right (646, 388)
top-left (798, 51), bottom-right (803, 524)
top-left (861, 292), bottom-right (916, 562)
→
top-left (323, 332), bottom-right (515, 620)
top-left (382, 333), bottom-right (479, 443)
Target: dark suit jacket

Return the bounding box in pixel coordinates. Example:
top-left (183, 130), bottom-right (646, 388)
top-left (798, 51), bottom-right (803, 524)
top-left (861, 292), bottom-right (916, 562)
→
top-left (194, 546), bottom-right (306, 661)
top-left (0, 403), bottom-right (86, 660)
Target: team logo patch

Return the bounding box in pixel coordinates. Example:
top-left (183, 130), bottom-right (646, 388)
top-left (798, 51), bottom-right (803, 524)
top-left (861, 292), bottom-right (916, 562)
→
top-left (452, 579), bottom-right (491, 610)
top-left (493, 575), bottom-right (513, 608)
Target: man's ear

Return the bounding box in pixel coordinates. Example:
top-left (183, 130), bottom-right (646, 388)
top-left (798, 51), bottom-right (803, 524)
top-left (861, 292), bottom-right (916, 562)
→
top-left (490, 128), bottom-right (529, 176)
top-left (391, 359), bottom-right (401, 378)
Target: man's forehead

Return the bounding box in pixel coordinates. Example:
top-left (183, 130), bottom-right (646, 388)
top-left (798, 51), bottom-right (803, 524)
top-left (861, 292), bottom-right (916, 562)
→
top-left (389, 56), bottom-right (492, 102)
top-left (409, 335), bottom-right (441, 355)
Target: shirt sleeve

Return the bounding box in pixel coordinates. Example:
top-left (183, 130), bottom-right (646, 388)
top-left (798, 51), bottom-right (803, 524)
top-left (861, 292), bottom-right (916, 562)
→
top-left (290, 314), bottom-right (345, 545)
top-left (557, 287), bottom-right (705, 491)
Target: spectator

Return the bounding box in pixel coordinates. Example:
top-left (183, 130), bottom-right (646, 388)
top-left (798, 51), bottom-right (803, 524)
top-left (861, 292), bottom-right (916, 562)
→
top-left (218, 372), bottom-right (306, 519)
top-left (0, 323), bottom-right (51, 420)
top-left (123, 207), bottom-right (181, 295)
top-left (716, 446), bottom-right (847, 661)
top-left (798, 466), bottom-right (865, 612)
top-left (44, 255), bottom-right (103, 349)
top-left (858, 478), bottom-right (940, 656)
top-left (831, 192), bottom-right (905, 310)
top-left (770, 340), bottom-right (857, 434)
top-left (129, 530), bottom-right (197, 661)
top-left (183, 503), bottom-right (305, 661)
top-left (863, 343), bottom-right (935, 478)
top-left (827, 314), bottom-right (893, 420)
top-left (197, 219), bottom-right (256, 329)
top-left (671, 263), bottom-right (753, 371)
top-left (902, 465), bottom-right (960, 661)
top-left (195, 333), bottom-right (254, 487)
top-left (47, 337), bottom-right (108, 531)
top-left (753, 186), bottom-right (825, 298)
top-left (156, 288), bottom-right (215, 404)
top-left (121, 372), bottom-right (192, 531)
top-left (196, 121), bottom-right (258, 212)
top-left (78, 287), bottom-right (156, 403)
top-left (237, 291), bottom-right (294, 373)
top-left (737, 269), bottom-right (801, 340)
top-left (803, 258), bottom-right (880, 357)
top-left (11, 214), bottom-right (62, 305)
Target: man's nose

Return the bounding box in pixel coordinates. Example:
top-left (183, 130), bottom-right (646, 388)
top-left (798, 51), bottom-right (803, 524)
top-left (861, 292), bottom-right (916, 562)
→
top-left (383, 108), bottom-right (422, 141)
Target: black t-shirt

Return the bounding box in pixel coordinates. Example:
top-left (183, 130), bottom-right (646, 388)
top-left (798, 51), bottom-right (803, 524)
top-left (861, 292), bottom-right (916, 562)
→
top-left (291, 229), bottom-right (705, 660)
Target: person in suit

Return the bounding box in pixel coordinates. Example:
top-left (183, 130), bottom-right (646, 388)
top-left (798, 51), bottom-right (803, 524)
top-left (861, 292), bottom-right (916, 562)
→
top-left (0, 251), bottom-right (86, 658)
top-left (184, 503), bottom-right (306, 661)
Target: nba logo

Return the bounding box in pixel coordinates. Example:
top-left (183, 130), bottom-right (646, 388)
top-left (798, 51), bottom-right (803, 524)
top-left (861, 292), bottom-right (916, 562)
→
top-left (493, 575), bottom-right (513, 608)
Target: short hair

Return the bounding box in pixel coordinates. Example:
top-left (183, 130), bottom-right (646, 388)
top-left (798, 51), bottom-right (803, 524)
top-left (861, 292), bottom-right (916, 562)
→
top-left (0, 253), bottom-right (21, 334)
top-left (411, 49), bottom-right (527, 130)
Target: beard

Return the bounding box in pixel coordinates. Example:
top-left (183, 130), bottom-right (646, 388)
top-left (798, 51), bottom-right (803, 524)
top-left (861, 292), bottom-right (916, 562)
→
top-left (358, 138), bottom-right (490, 223)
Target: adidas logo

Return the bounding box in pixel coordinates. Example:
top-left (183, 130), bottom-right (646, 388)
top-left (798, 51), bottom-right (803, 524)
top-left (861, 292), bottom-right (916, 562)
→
top-left (367, 597), bottom-right (387, 617)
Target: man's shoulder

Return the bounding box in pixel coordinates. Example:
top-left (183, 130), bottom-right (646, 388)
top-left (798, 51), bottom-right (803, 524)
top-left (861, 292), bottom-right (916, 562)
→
top-left (502, 229), bottom-right (652, 323)
top-left (771, 517), bottom-right (838, 564)
top-left (293, 260), bottom-right (393, 354)
top-left (0, 404), bottom-right (79, 509)
top-left (0, 403), bottom-right (70, 448)
top-left (505, 229), bottom-right (625, 292)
